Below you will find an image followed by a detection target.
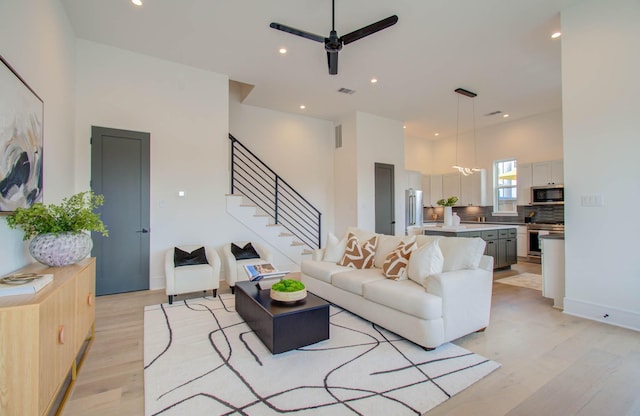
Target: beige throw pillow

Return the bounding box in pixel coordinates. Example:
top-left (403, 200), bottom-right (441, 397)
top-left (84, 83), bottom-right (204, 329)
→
top-left (382, 240), bottom-right (417, 280)
top-left (339, 232), bottom-right (378, 269)
top-left (407, 240), bottom-right (444, 286)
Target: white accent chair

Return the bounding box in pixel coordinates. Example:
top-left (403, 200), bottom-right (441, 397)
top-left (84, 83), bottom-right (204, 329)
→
top-left (222, 241), bottom-right (273, 294)
top-left (165, 245), bottom-right (221, 304)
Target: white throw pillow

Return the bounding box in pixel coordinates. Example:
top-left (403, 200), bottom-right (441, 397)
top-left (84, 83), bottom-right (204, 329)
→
top-left (437, 237), bottom-right (486, 271)
top-left (323, 232), bottom-right (347, 263)
top-left (407, 240), bottom-right (444, 286)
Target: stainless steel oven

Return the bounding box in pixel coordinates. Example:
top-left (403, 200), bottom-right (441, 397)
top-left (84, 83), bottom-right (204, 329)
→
top-left (527, 223), bottom-right (564, 260)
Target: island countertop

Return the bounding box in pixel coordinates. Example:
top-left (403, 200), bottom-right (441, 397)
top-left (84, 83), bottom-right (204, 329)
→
top-left (420, 223), bottom-right (519, 232)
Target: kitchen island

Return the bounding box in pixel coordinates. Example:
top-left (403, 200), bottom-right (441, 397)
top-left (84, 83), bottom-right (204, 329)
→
top-left (421, 223), bottom-right (518, 269)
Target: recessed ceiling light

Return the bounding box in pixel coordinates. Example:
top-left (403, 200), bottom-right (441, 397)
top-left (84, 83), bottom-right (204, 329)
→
top-left (370, 78), bottom-right (378, 84)
top-left (299, 105), bottom-right (306, 110)
top-left (403, 125), bottom-right (406, 129)
top-left (434, 133), bottom-right (440, 136)
top-left (503, 114), bottom-right (510, 118)
top-left (279, 48), bottom-right (287, 54)
top-left (131, 0), bottom-right (143, 6)
top-left (551, 32), bottom-right (562, 39)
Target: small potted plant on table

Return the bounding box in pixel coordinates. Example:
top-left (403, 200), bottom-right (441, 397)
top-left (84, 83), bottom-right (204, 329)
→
top-left (6, 191), bottom-right (108, 267)
top-left (270, 279), bottom-right (307, 303)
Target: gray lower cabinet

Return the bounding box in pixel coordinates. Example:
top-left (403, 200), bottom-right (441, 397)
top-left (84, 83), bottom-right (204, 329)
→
top-left (424, 227), bottom-right (517, 270)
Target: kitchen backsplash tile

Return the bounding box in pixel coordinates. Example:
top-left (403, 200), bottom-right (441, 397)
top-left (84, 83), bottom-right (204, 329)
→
top-left (423, 205), bottom-right (564, 224)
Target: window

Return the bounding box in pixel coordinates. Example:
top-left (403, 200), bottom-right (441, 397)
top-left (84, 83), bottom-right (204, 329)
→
top-left (493, 159), bottom-right (517, 214)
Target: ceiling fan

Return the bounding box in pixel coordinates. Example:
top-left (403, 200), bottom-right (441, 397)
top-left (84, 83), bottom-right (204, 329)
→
top-left (269, 0), bottom-right (398, 75)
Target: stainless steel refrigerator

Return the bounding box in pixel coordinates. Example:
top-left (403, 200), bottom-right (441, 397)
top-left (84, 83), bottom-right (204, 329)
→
top-left (405, 188), bottom-right (423, 235)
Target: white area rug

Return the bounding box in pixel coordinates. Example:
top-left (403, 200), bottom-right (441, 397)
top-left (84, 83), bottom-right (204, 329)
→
top-left (144, 294), bottom-right (500, 416)
top-left (496, 273), bottom-right (542, 291)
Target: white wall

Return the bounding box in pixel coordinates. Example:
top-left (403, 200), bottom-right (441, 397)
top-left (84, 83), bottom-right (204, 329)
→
top-left (0, 0), bottom-right (76, 275)
top-left (355, 112), bottom-right (407, 235)
top-left (229, 82), bottom-right (335, 247)
top-left (561, 0), bottom-right (640, 330)
top-left (334, 113), bottom-right (358, 235)
top-left (409, 109), bottom-right (564, 176)
top-left (75, 40), bottom-right (230, 288)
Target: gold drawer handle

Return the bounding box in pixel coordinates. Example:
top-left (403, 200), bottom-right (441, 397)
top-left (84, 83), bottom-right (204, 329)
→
top-left (58, 326), bottom-right (65, 344)
top-left (87, 293), bottom-right (94, 306)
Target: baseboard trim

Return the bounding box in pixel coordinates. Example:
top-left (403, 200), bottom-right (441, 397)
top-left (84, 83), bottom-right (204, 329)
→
top-left (563, 297), bottom-right (640, 332)
top-left (150, 276), bottom-right (164, 291)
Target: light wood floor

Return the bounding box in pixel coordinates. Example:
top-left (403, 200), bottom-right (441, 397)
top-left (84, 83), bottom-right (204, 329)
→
top-left (62, 262), bottom-right (640, 416)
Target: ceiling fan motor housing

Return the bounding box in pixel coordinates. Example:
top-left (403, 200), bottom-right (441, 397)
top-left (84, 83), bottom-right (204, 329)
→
top-left (325, 31), bottom-right (343, 52)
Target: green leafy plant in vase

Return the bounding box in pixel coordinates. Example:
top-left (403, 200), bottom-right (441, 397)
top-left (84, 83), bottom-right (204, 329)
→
top-left (436, 196), bottom-right (458, 227)
top-left (6, 191), bottom-right (108, 267)
top-left (270, 279), bottom-right (307, 302)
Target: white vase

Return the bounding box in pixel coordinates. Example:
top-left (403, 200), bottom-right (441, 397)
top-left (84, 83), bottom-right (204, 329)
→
top-left (29, 232), bottom-right (93, 267)
top-left (443, 206), bottom-right (453, 226)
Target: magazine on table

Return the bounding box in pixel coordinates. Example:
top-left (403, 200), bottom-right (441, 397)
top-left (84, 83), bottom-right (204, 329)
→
top-left (244, 263), bottom-right (288, 281)
top-left (0, 273), bottom-right (53, 297)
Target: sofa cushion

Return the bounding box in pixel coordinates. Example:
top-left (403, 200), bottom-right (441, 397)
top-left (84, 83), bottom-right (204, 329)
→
top-left (301, 260), bottom-right (353, 284)
top-left (332, 268), bottom-right (385, 296)
top-left (382, 240), bottom-right (417, 280)
top-left (407, 240), bottom-right (444, 286)
top-left (437, 237), bottom-right (486, 271)
top-left (323, 232), bottom-right (347, 262)
top-left (414, 235), bottom-right (441, 248)
top-left (374, 235), bottom-right (415, 268)
top-left (345, 226), bottom-right (378, 242)
top-left (363, 279), bottom-right (442, 320)
top-left (339, 233), bottom-right (378, 269)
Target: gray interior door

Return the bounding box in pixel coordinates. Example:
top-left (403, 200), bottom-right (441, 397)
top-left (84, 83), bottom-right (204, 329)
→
top-left (91, 126), bottom-right (150, 295)
top-left (374, 163), bottom-right (395, 235)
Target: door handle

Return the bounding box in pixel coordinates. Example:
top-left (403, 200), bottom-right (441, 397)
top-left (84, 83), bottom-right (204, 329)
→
top-left (137, 228), bottom-right (150, 233)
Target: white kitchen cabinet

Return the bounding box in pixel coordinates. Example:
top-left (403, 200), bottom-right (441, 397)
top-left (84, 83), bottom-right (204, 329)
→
top-left (516, 163), bottom-right (532, 206)
top-left (460, 169), bottom-right (486, 206)
top-left (516, 225), bottom-right (527, 257)
top-left (532, 160), bottom-right (563, 186)
top-left (442, 173), bottom-right (461, 205)
top-left (428, 175), bottom-right (443, 206)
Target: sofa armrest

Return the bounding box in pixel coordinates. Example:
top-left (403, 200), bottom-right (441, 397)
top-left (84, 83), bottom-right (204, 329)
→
top-left (479, 255), bottom-right (494, 272)
top-left (425, 266), bottom-right (493, 341)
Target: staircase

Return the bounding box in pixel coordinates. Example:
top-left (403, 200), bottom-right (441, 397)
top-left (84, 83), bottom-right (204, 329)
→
top-left (226, 134), bottom-right (321, 266)
top-left (226, 194), bottom-right (311, 265)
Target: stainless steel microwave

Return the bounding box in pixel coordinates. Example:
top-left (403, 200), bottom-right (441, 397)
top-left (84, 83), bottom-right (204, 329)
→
top-left (531, 185), bottom-right (564, 205)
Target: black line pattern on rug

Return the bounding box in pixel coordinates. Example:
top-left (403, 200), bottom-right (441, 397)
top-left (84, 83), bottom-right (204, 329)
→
top-left (144, 303), bottom-right (172, 370)
top-left (145, 296), bottom-right (496, 415)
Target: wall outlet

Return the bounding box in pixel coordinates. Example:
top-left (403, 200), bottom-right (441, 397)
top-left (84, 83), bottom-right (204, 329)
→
top-left (581, 194), bottom-right (604, 207)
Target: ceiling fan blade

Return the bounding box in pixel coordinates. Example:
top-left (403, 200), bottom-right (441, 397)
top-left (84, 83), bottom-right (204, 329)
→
top-left (341, 15), bottom-right (398, 45)
top-left (269, 22), bottom-right (325, 43)
top-left (327, 51), bottom-right (339, 75)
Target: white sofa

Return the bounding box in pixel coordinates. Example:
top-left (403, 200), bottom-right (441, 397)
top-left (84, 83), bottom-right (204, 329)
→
top-left (300, 228), bottom-right (493, 350)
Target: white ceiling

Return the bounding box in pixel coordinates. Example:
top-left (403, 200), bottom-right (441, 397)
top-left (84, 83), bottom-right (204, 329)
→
top-left (60, 0), bottom-right (570, 140)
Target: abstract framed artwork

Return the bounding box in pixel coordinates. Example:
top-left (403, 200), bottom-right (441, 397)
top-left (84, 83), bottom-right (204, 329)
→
top-left (0, 54), bottom-right (43, 213)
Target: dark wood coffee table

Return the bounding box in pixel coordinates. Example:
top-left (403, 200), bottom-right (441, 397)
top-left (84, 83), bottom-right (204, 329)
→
top-left (235, 281), bottom-right (329, 354)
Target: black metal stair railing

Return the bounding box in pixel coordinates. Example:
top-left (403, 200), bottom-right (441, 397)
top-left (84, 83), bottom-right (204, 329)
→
top-left (229, 134), bottom-right (322, 250)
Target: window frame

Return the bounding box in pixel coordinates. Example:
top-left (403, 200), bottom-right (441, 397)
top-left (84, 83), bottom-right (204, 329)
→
top-left (492, 158), bottom-right (518, 216)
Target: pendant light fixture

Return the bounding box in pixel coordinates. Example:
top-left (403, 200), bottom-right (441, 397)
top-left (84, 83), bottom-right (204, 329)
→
top-left (452, 87), bottom-right (480, 176)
